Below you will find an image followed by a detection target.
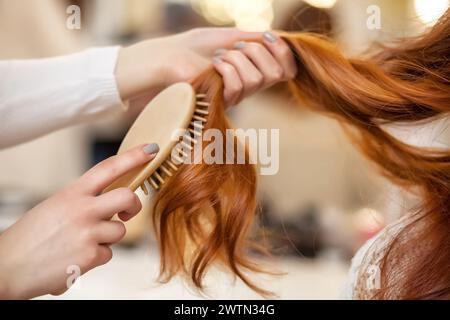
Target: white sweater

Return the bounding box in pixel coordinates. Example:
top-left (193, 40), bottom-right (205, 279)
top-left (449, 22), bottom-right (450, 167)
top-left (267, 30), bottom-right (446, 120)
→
top-left (0, 46), bottom-right (126, 149)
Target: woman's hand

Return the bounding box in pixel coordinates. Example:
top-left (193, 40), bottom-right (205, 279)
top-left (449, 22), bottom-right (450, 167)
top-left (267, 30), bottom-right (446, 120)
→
top-left (115, 28), bottom-right (297, 107)
top-left (0, 144), bottom-right (159, 299)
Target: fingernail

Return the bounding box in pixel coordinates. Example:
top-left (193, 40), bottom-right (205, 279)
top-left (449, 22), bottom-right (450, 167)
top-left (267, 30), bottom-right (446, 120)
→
top-left (263, 31), bottom-right (277, 43)
top-left (234, 41), bottom-right (246, 49)
top-left (212, 57), bottom-right (223, 65)
top-left (214, 48), bottom-right (227, 56)
top-left (143, 143), bottom-right (159, 155)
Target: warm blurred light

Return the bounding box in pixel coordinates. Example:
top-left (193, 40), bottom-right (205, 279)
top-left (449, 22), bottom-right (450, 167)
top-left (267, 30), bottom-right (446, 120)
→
top-left (230, 0), bottom-right (274, 31)
top-left (303, 0), bottom-right (337, 9)
top-left (353, 208), bottom-right (385, 240)
top-left (414, 0), bottom-right (449, 26)
top-left (190, 0), bottom-right (274, 31)
top-left (190, 0), bottom-right (233, 25)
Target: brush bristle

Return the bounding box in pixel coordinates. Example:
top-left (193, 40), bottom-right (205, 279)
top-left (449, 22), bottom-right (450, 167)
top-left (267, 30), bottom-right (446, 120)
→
top-left (140, 93), bottom-right (209, 193)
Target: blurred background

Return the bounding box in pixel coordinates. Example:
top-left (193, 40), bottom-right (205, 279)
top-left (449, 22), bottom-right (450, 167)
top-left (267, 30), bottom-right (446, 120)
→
top-left (0, 0), bottom-right (448, 299)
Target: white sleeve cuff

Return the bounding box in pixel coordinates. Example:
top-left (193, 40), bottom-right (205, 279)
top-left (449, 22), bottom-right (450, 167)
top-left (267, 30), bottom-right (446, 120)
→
top-left (85, 46), bottom-right (129, 112)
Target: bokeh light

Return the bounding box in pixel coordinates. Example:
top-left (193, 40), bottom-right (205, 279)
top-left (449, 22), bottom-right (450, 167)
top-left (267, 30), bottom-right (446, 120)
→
top-left (303, 0), bottom-right (337, 9)
top-left (414, 0), bottom-right (449, 26)
top-left (190, 0), bottom-right (274, 31)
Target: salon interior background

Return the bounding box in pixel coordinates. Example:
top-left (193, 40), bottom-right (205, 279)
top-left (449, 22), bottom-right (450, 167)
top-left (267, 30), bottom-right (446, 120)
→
top-left (0, 0), bottom-right (449, 299)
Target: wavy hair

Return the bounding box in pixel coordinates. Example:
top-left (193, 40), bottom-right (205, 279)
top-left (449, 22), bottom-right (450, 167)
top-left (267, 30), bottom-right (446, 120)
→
top-left (152, 9), bottom-right (450, 299)
top-left (152, 70), bottom-right (271, 295)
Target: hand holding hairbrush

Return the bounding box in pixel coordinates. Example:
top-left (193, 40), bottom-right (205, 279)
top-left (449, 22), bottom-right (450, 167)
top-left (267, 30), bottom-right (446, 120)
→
top-left (104, 82), bottom-right (209, 194)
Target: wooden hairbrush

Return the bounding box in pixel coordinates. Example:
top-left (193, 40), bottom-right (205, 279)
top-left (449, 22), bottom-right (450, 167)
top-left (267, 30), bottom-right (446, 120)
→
top-left (105, 82), bottom-right (209, 194)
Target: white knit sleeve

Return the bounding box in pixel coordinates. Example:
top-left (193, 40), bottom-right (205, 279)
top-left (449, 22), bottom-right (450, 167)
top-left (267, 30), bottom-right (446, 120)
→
top-left (0, 46), bottom-right (127, 149)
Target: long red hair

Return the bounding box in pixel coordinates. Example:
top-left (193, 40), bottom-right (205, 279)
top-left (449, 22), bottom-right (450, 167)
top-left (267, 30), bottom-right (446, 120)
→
top-left (152, 9), bottom-right (450, 299)
top-left (152, 70), bottom-right (271, 295)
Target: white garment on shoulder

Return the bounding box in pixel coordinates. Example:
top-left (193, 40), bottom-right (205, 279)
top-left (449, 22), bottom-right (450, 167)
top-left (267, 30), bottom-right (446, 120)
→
top-left (341, 215), bottom-right (408, 299)
top-left (0, 46), bottom-right (127, 149)
top-left (341, 235), bottom-right (379, 299)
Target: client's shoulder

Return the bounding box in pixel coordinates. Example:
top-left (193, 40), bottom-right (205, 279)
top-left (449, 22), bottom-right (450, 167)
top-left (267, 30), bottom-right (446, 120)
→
top-left (343, 214), bottom-right (415, 299)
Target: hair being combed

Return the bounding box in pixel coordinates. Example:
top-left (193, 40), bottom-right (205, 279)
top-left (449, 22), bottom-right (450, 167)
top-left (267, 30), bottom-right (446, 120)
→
top-left (152, 9), bottom-right (450, 299)
top-left (152, 70), bottom-right (272, 296)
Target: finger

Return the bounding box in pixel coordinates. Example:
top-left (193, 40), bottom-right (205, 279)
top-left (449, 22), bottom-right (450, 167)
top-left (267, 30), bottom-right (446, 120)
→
top-left (217, 28), bottom-right (263, 44)
top-left (193, 28), bottom-right (262, 56)
top-left (220, 50), bottom-right (264, 96)
top-left (117, 212), bottom-right (133, 222)
top-left (94, 221), bottom-right (127, 245)
top-left (93, 245), bottom-right (113, 267)
top-left (76, 143), bottom-right (159, 195)
top-left (262, 32), bottom-right (298, 80)
top-left (212, 57), bottom-right (244, 106)
top-left (81, 245), bottom-right (114, 271)
top-left (234, 41), bottom-right (285, 88)
top-left (94, 187), bottom-right (142, 220)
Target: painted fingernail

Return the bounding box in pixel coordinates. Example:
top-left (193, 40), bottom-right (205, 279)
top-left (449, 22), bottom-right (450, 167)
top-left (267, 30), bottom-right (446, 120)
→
top-left (143, 143), bottom-right (159, 155)
top-left (263, 31), bottom-right (277, 43)
top-left (213, 57), bottom-right (223, 65)
top-left (214, 48), bottom-right (227, 56)
top-left (234, 41), bottom-right (246, 49)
